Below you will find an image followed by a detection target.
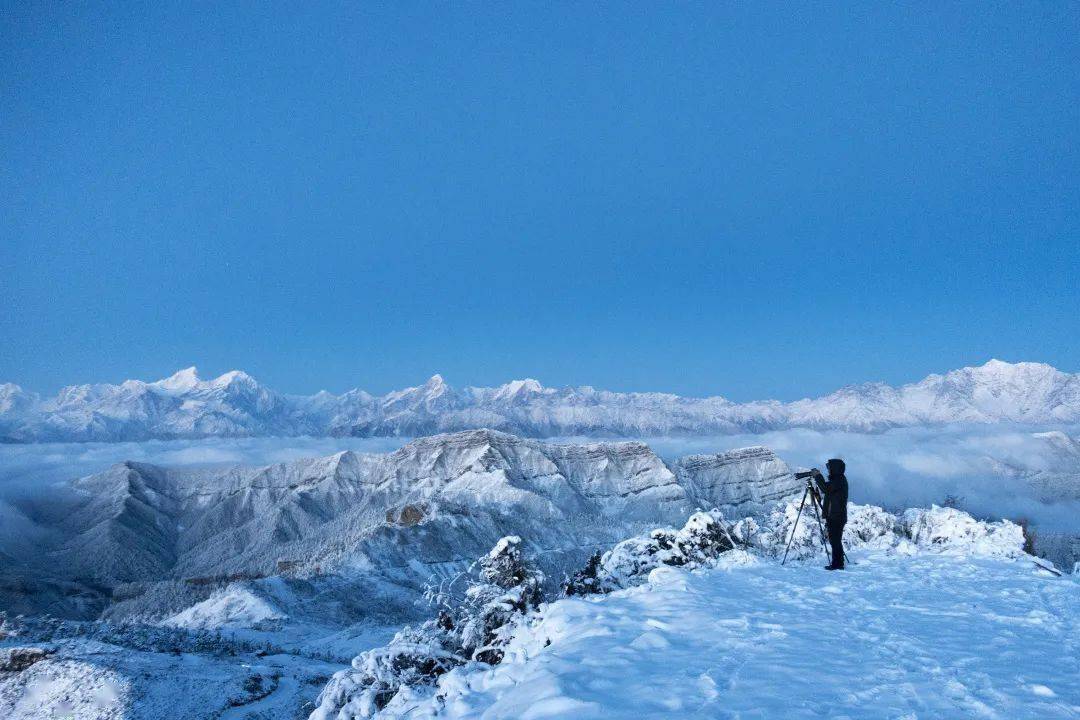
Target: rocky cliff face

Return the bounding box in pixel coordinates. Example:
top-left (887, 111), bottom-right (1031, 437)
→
top-left (674, 446), bottom-right (800, 511)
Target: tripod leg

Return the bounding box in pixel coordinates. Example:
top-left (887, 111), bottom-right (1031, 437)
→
top-left (781, 487), bottom-right (810, 566)
top-left (808, 490), bottom-right (831, 561)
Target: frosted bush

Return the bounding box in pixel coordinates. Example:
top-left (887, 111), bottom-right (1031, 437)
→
top-left (844, 504), bottom-right (898, 549)
top-left (749, 500), bottom-right (829, 562)
top-left (563, 551), bottom-right (605, 596)
top-left (456, 537), bottom-right (543, 664)
top-left (901, 505), bottom-right (1024, 559)
top-left (566, 511), bottom-right (738, 594)
top-left (731, 516), bottom-right (761, 546)
top-left (729, 502), bottom-right (1023, 563)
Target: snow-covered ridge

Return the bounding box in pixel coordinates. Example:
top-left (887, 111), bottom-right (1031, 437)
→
top-left (374, 551), bottom-right (1078, 719)
top-left (312, 503), bottom-right (1073, 720)
top-left (2, 359), bottom-right (1079, 442)
top-left (0, 430), bottom-right (800, 622)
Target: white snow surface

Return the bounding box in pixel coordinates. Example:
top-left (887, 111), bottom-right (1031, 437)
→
top-left (365, 550), bottom-right (1079, 719)
top-left (4, 359), bottom-right (1080, 441)
top-left (0, 639), bottom-right (343, 720)
top-left (165, 581), bottom-right (289, 630)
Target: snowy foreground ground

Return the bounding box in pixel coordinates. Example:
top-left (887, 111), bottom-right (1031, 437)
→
top-left (376, 552), bottom-right (1079, 720)
top-left (3, 510), bottom-right (1078, 719)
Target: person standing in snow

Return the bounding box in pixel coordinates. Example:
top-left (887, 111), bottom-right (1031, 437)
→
top-left (813, 459), bottom-right (848, 570)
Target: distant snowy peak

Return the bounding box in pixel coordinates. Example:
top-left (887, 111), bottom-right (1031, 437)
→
top-left (152, 366), bottom-right (203, 395)
top-left (788, 359), bottom-right (1080, 429)
top-left (2, 360), bottom-right (1078, 442)
top-left (382, 374), bottom-right (456, 411)
top-left (0, 383), bottom-right (35, 415)
top-left (489, 378), bottom-right (547, 402)
top-left (152, 367), bottom-right (265, 397)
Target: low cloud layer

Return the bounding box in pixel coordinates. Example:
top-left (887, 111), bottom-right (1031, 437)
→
top-left (2, 425), bottom-right (1078, 531)
top-left (0, 436), bottom-right (410, 497)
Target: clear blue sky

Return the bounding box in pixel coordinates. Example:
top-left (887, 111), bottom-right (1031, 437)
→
top-left (2, 2), bottom-right (1078, 400)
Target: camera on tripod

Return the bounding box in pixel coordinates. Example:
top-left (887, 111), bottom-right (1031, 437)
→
top-left (782, 468), bottom-right (828, 565)
top-left (794, 469), bottom-right (822, 490)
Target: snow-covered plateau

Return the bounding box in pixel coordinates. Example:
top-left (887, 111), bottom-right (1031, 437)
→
top-left (0, 430), bottom-right (1077, 719)
top-left (3, 359), bottom-right (1080, 442)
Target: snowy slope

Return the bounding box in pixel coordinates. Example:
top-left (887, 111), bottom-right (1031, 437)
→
top-left (330, 506), bottom-right (1079, 720)
top-left (375, 555), bottom-right (1078, 719)
top-left (3, 360), bottom-right (1079, 441)
top-left (0, 636), bottom-right (344, 720)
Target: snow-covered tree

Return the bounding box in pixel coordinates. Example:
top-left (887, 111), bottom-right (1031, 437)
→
top-left (312, 536), bottom-right (544, 719)
top-left (565, 511), bottom-right (739, 595)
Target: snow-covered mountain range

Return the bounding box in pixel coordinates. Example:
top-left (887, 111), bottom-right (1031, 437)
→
top-left (0, 430), bottom-right (799, 622)
top-left (2, 360), bottom-right (1078, 442)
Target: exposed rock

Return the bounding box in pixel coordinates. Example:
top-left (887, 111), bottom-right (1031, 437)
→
top-left (0, 647), bottom-right (51, 672)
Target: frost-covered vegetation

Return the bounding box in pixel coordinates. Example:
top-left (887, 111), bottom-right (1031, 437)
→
top-left (312, 536), bottom-right (544, 719)
top-left (564, 502), bottom-right (1025, 599)
top-left (0, 612), bottom-right (286, 658)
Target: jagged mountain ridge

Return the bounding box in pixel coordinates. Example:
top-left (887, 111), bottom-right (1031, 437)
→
top-left (2, 359), bottom-right (1078, 442)
top-left (0, 430), bottom-right (800, 621)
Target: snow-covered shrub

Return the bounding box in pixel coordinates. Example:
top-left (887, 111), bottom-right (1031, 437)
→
top-left (676, 511), bottom-right (739, 564)
top-left (567, 511), bottom-right (738, 594)
top-left (312, 536), bottom-right (544, 720)
top-left (901, 506), bottom-right (1024, 559)
top-left (455, 536), bottom-right (543, 664)
top-left (736, 501), bottom-right (1023, 562)
top-left (563, 551), bottom-right (605, 596)
top-left (844, 504), bottom-right (898, 549)
top-left (753, 500), bottom-right (830, 562)
top-left (315, 632), bottom-right (465, 719)
top-left (731, 516), bottom-right (761, 546)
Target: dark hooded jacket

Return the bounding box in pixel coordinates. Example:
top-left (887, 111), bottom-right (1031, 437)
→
top-left (815, 458), bottom-right (848, 524)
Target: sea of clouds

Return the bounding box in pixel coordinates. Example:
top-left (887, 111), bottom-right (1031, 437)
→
top-left (1, 425), bottom-right (1077, 531)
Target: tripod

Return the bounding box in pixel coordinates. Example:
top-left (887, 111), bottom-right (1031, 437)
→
top-left (781, 478), bottom-right (833, 566)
